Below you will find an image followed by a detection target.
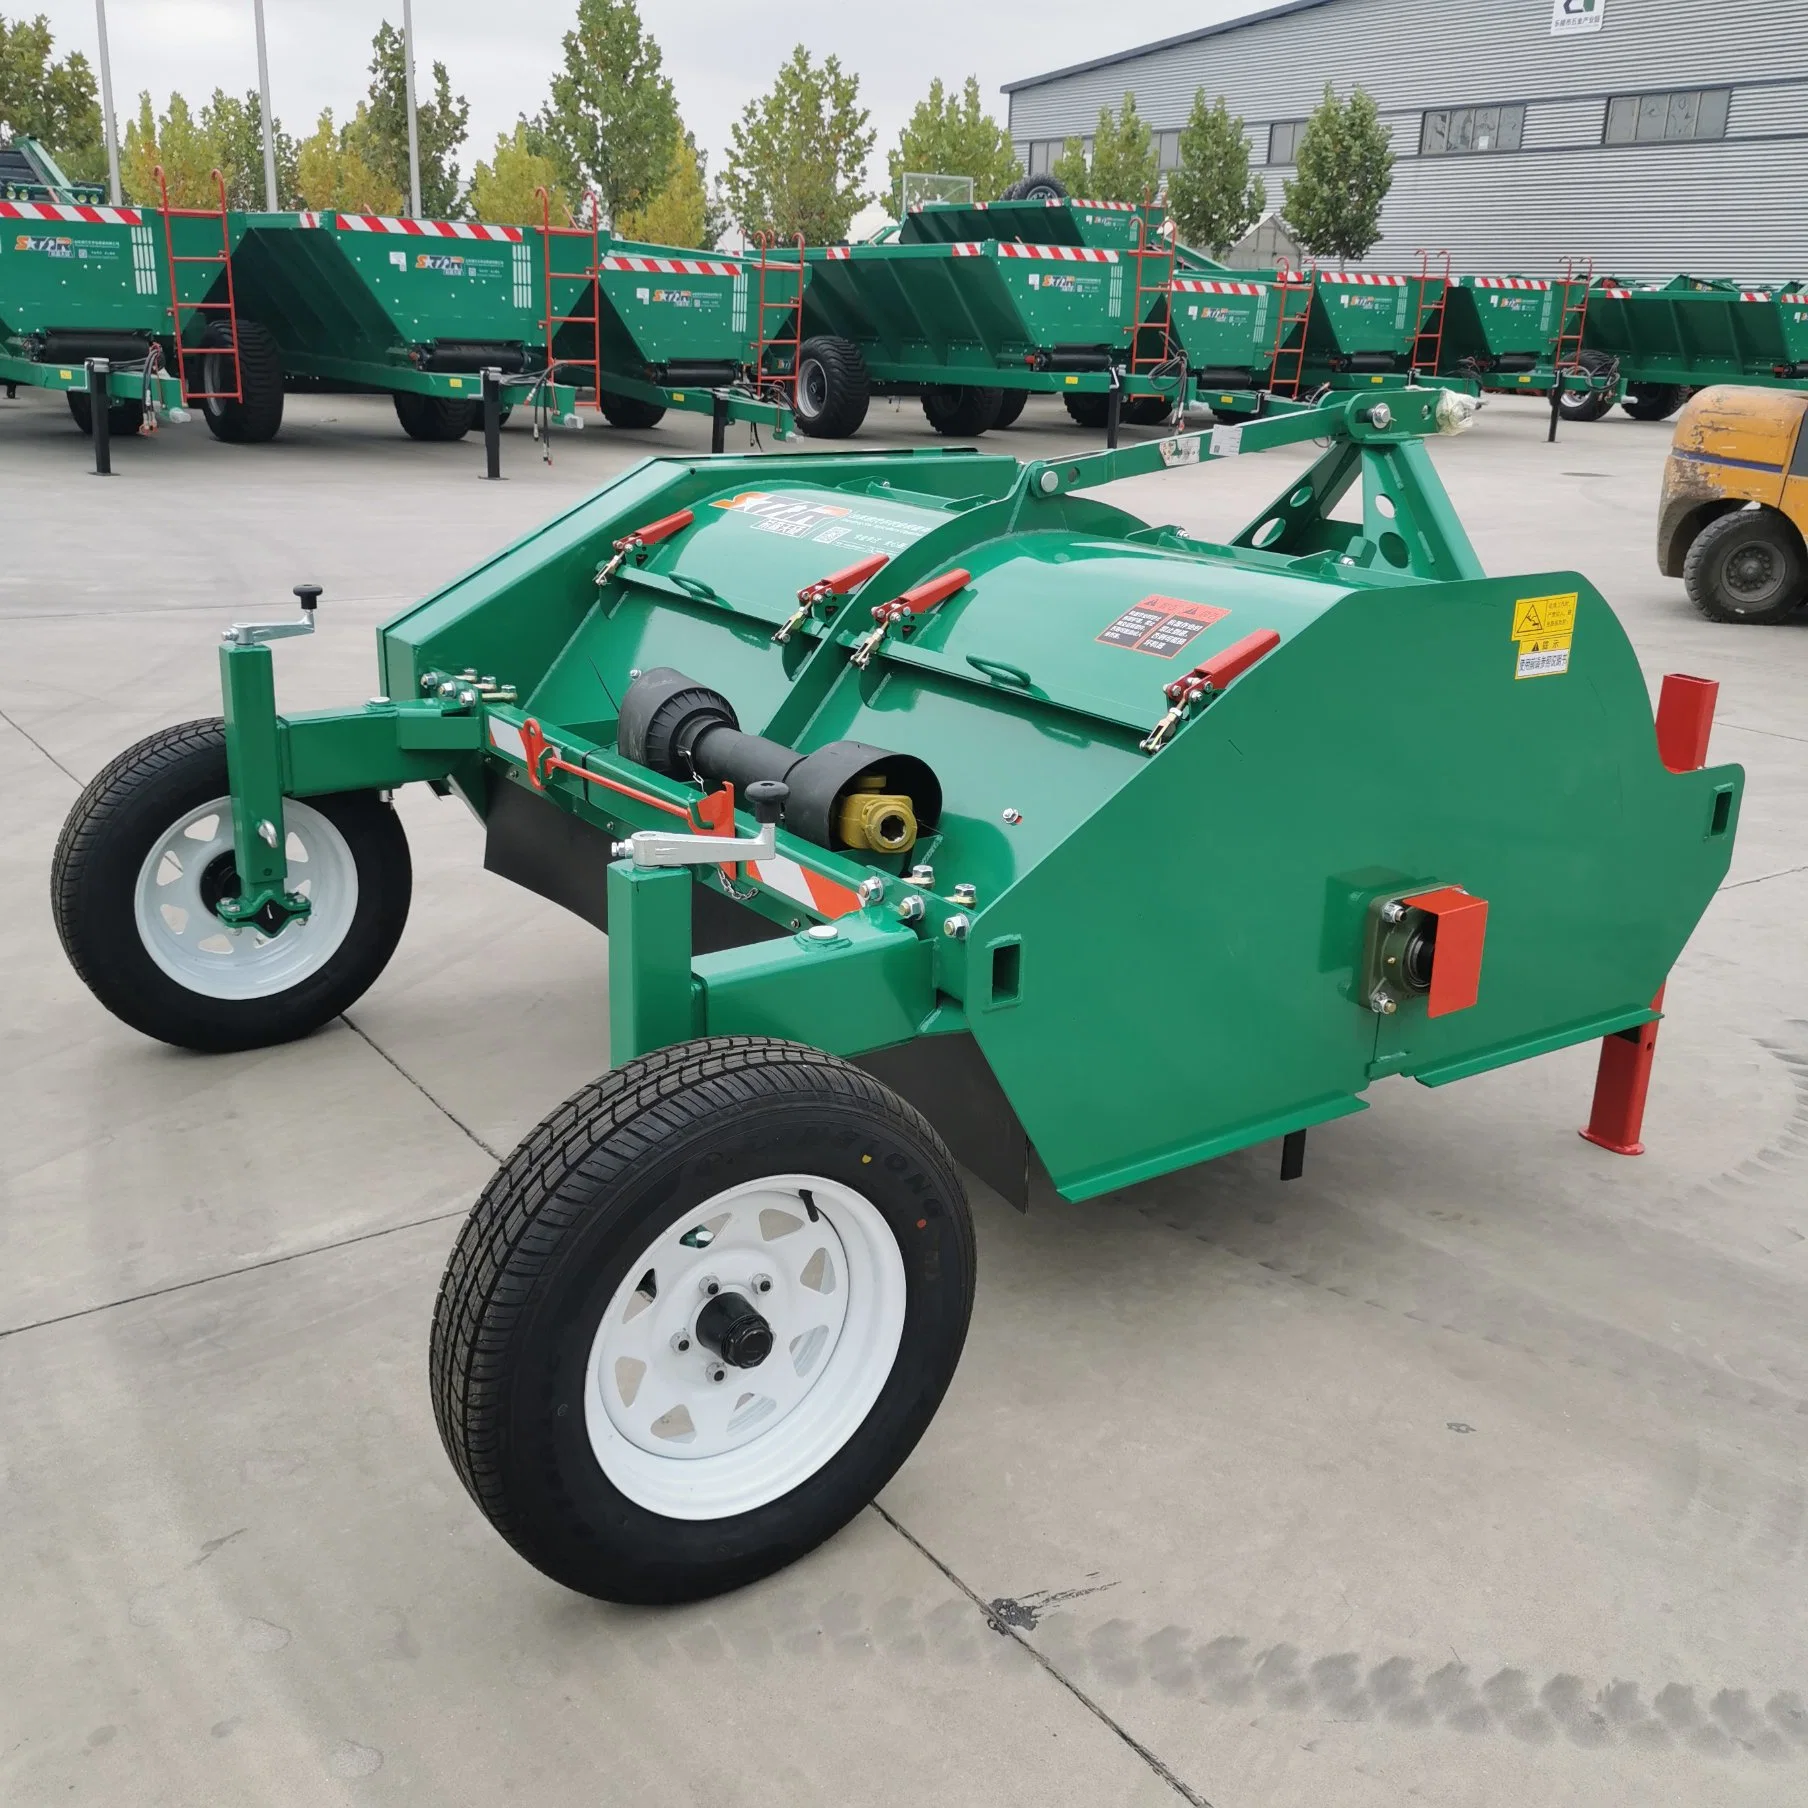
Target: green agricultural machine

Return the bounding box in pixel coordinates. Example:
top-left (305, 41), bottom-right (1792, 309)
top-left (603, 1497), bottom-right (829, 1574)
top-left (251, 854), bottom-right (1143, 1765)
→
top-left (1436, 272), bottom-right (1623, 415)
top-left (772, 196), bottom-right (1190, 441)
top-left (0, 155), bottom-right (256, 456)
top-left (1578, 276), bottom-right (1808, 422)
top-left (53, 386), bottom-right (1740, 1604)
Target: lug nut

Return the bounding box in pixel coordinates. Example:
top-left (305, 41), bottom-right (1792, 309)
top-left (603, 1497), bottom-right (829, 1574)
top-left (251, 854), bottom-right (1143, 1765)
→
top-left (1369, 989), bottom-right (1398, 1015)
top-left (671, 1333), bottom-right (691, 1353)
top-left (906, 864), bottom-right (934, 887)
top-left (943, 913), bottom-right (971, 941)
top-left (857, 876), bottom-right (885, 906)
top-left (896, 894), bottom-right (925, 923)
top-left (699, 1275), bottom-right (720, 1297)
top-left (951, 883), bottom-right (977, 907)
top-left (752, 1273), bottom-right (773, 1294)
top-left (706, 1362), bottom-right (727, 1383)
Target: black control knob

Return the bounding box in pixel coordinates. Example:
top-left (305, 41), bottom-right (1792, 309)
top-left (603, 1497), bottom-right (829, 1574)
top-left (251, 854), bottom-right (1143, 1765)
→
top-left (293, 583), bottom-right (323, 614)
top-left (745, 779), bottom-right (789, 826)
top-left (695, 1291), bottom-right (774, 1369)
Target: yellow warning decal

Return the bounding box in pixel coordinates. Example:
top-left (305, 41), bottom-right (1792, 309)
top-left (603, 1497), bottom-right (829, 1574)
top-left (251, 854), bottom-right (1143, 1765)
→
top-left (1511, 592), bottom-right (1577, 680)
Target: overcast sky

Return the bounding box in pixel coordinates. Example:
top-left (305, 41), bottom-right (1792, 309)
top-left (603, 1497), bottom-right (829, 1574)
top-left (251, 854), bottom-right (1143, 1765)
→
top-left (29, 0), bottom-right (1253, 219)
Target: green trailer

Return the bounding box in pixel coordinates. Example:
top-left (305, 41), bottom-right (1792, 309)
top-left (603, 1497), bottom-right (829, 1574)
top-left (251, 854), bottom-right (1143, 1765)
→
top-left (1270, 269), bottom-right (1452, 395)
top-left (901, 194), bottom-right (1164, 254)
top-left (1581, 276), bottom-right (1808, 422)
top-left (53, 385), bottom-right (1738, 1605)
top-left (224, 210), bottom-right (794, 446)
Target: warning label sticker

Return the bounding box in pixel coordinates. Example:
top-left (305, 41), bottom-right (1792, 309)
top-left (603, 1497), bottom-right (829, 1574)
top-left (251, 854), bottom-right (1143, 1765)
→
top-left (711, 491), bottom-right (928, 555)
top-left (1511, 591), bottom-right (1577, 680)
top-left (1096, 595), bottom-right (1230, 657)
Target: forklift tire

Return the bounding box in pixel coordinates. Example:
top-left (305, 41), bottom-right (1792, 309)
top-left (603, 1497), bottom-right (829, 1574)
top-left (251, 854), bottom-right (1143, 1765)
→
top-left (199, 320), bottom-right (285, 443)
top-left (597, 392), bottom-right (668, 430)
top-left (793, 336), bottom-right (870, 439)
top-left (51, 719), bottom-right (412, 1053)
top-left (430, 1036), bottom-right (976, 1605)
top-left (921, 385), bottom-right (1004, 437)
top-left (394, 391), bottom-right (478, 441)
top-left (1000, 174), bottom-right (1068, 202)
top-left (1063, 391), bottom-right (1111, 429)
top-left (1621, 383), bottom-right (1689, 422)
top-left (992, 389), bottom-right (1028, 429)
top-left (66, 391), bottom-right (146, 439)
top-left (1557, 350), bottom-right (1616, 424)
top-left (1682, 506), bottom-right (1807, 625)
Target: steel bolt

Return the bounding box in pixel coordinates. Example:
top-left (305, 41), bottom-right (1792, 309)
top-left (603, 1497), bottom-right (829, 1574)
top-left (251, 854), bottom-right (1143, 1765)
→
top-left (752, 1274), bottom-right (773, 1294)
top-left (671, 1333), bottom-right (692, 1353)
top-left (943, 913), bottom-right (971, 941)
top-left (807, 923), bottom-right (839, 942)
top-left (699, 1275), bottom-right (720, 1297)
top-left (906, 864), bottom-right (934, 887)
top-left (951, 883), bottom-right (978, 907)
top-left (1368, 989), bottom-right (1398, 1016)
top-left (706, 1362), bottom-right (727, 1384)
top-left (419, 671), bottom-right (443, 694)
top-left (1001, 807), bottom-right (1022, 824)
top-left (856, 876), bottom-right (885, 907)
top-left (1368, 402), bottom-right (1393, 429)
top-left (257, 819), bottom-right (278, 847)
top-left (896, 894), bottom-right (925, 923)
top-left (1381, 900), bottom-right (1407, 925)
top-left (457, 687), bottom-right (479, 707)
top-left (1038, 469), bottom-right (1060, 494)
top-left (628, 668), bottom-right (643, 680)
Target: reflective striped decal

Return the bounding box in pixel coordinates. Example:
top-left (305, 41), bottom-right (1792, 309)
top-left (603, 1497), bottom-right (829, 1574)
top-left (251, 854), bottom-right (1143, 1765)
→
top-left (335, 214), bottom-right (523, 242)
top-left (745, 857), bottom-right (862, 918)
top-left (0, 200), bottom-right (142, 224)
top-left (599, 253), bottom-right (743, 276)
top-left (1171, 278), bottom-right (1263, 295)
top-left (1319, 272), bottom-right (1407, 286)
top-left (1466, 276), bottom-right (1552, 291)
top-left (997, 243), bottom-right (1118, 263)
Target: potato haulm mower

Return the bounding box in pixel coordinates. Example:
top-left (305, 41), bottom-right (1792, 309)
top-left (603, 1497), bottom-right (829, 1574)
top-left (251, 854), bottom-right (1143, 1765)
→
top-left (51, 388), bottom-right (1741, 1603)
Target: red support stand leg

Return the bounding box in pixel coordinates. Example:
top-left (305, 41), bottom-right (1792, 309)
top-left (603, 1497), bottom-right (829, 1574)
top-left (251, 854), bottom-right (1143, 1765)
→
top-left (1578, 671), bottom-right (1719, 1156)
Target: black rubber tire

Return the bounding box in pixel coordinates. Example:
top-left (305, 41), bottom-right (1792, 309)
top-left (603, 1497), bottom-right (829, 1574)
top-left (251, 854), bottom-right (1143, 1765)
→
top-left (1621, 383), bottom-right (1689, 422)
top-left (1557, 349), bottom-right (1616, 423)
top-left (430, 1036), bottom-right (976, 1605)
top-left (991, 389), bottom-right (1028, 429)
top-left (597, 391), bottom-right (668, 430)
top-left (66, 390), bottom-right (146, 438)
top-left (1063, 391), bottom-right (1111, 429)
top-left (1682, 507), bottom-right (1808, 625)
top-left (51, 719), bottom-right (412, 1052)
top-left (394, 390), bottom-right (478, 441)
top-left (199, 319), bottom-right (285, 443)
top-left (920, 385), bottom-right (1004, 437)
top-left (1001, 174), bottom-right (1068, 202)
top-left (1122, 394), bottom-right (1176, 426)
top-left (793, 336), bottom-right (870, 439)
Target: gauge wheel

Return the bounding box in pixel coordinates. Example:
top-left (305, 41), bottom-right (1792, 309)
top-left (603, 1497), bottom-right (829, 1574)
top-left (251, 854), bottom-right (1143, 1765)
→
top-left (792, 337), bottom-right (870, 439)
top-left (430, 1036), bottom-right (976, 1604)
top-left (199, 319), bottom-right (285, 443)
top-left (1556, 349), bottom-right (1616, 423)
top-left (1683, 507), bottom-right (1807, 625)
top-left (51, 718), bottom-right (411, 1051)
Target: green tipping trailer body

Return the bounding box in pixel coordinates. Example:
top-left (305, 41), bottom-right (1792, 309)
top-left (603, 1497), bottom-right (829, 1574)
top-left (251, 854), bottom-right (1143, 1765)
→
top-left (900, 195), bottom-right (1168, 253)
top-left (1434, 274), bottom-right (1624, 404)
top-left (1290, 271), bottom-right (1449, 388)
top-left (1585, 276), bottom-right (1808, 391)
top-left (225, 212), bottom-right (793, 436)
top-left (0, 194), bottom-right (209, 422)
top-left (1164, 273), bottom-right (1274, 394)
top-left (54, 384), bottom-right (1741, 1603)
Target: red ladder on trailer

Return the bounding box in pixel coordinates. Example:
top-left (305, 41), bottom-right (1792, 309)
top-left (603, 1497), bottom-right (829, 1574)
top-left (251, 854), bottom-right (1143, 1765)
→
top-left (753, 233), bottom-right (805, 405)
top-left (156, 165), bottom-right (240, 404)
top-left (1410, 249), bottom-right (1451, 378)
top-left (1128, 206), bottom-right (1179, 396)
top-left (539, 187), bottom-right (602, 411)
top-left (1551, 257), bottom-right (1594, 380)
top-left (1267, 260), bottom-right (1316, 397)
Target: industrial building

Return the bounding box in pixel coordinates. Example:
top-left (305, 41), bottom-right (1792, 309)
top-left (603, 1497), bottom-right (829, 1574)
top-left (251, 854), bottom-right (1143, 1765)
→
top-left (1003, 0), bottom-right (1808, 279)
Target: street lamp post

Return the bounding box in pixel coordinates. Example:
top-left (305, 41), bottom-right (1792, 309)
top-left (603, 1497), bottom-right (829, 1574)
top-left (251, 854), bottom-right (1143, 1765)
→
top-left (253, 0), bottom-right (279, 210)
top-left (401, 0), bottom-right (423, 218)
top-left (94, 0), bottom-right (121, 206)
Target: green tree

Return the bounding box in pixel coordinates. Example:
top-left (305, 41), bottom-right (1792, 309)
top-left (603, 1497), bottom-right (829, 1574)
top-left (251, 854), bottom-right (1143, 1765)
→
top-left (1044, 93), bottom-right (1159, 203)
top-left (723, 46), bottom-right (873, 243)
top-left (617, 130), bottom-right (711, 246)
top-left (1164, 92), bottom-right (1265, 256)
top-left (347, 20), bottom-right (469, 216)
top-left (200, 88), bottom-right (299, 209)
top-left (295, 106), bottom-right (404, 215)
top-left (121, 92), bottom-right (218, 206)
top-left (1, 12), bottom-right (103, 179)
top-left (1048, 135), bottom-right (1091, 196)
top-left (543, 0), bottom-right (678, 224)
top-left (469, 119), bottom-right (569, 226)
top-left (1282, 84), bottom-right (1395, 266)
top-left (883, 75), bottom-right (1018, 218)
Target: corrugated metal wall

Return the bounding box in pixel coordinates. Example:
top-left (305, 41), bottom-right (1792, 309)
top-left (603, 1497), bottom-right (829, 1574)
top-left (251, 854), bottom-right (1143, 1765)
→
top-left (1005, 0), bottom-right (1808, 279)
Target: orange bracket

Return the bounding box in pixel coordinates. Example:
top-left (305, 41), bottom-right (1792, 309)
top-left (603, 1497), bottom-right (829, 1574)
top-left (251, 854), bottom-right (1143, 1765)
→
top-left (1401, 886), bottom-right (1489, 1017)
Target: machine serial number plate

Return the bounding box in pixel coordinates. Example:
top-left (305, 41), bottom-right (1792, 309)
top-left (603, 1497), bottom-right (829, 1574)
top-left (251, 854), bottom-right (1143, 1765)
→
top-left (1096, 595), bottom-right (1230, 657)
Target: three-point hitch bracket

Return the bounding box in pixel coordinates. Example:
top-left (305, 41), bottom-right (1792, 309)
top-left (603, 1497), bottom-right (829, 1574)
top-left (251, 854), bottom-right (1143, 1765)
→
top-left (216, 584), bottom-right (321, 933)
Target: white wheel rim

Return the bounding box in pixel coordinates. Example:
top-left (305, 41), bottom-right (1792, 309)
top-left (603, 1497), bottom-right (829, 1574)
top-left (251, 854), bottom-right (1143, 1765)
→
top-left (585, 1174), bottom-right (907, 1520)
top-left (132, 794), bottom-right (359, 1000)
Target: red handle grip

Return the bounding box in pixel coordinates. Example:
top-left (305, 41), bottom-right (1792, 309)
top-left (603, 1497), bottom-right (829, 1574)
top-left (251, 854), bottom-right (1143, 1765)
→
top-left (819, 553), bottom-right (890, 595)
top-left (896, 567), bottom-right (972, 616)
top-left (628, 508), bottom-right (694, 547)
top-left (1165, 628), bottom-right (1281, 702)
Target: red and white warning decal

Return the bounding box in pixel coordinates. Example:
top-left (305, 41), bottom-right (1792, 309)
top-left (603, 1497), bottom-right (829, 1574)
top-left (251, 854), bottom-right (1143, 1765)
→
top-left (1170, 278), bottom-right (1263, 295)
top-left (1466, 276), bottom-right (1551, 290)
top-left (600, 253), bottom-right (742, 276)
top-left (1096, 595), bottom-right (1231, 657)
top-left (335, 213), bottom-right (522, 242)
top-left (0, 200), bottom-right (141, 224)
top-left (1319, 272), bottom-right (1407, 286)
top-left (744, 857), bottom-right (861, 918)
top-left (998, 243), bottom-right (1118, 263)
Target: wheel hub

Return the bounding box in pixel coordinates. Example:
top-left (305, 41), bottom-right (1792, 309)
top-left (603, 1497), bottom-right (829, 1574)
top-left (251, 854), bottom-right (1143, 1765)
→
top-left (1726, 545), bottom-right (1777, 598)
top-left (695, 1289), bottom-right (774, 1368)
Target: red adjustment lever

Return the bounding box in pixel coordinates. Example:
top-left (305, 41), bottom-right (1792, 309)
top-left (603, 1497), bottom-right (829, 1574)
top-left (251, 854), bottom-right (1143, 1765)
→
top-left (1141, 628), bottom-right (1281, 752)
top-left (773, 552), bottom-right (890, 644)
top-left (850, 567), bottom-right (973, 668)
top-left (1400, 886), bottom-right (1489, 1017)
top-left (595, 508), bottom-right (696, 586)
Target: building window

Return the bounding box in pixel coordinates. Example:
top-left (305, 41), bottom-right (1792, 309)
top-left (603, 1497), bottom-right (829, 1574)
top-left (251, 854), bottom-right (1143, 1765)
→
top-left (1157, 129), bottom-right (1181, 171)
top-left (1603, 88), bottom-right (1730, 144)
top-left (1421, 104), bottom-right (1526, 155)
top-left (1267, 120), bottom-right (1306, 165)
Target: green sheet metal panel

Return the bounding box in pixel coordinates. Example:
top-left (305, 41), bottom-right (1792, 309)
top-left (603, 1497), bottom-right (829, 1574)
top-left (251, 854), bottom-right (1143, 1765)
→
top-left (587, 243), bottom-right (764, 370)
top-left (1441, 275), bottom-right (1558, 361)
top-left (901, 196), bottom-right (1166, 253)
top-left (1165, 274), bottom-right (1273, 378)
top-left (1586, 278), bottom-right (1808, 386)
top-left (1301, 271), bottom-right (1445, 366)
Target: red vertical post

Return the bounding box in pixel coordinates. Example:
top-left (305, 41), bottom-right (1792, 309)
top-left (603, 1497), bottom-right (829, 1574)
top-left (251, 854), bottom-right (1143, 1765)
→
top-left (1579, 673), bottom-right (1719, 1156)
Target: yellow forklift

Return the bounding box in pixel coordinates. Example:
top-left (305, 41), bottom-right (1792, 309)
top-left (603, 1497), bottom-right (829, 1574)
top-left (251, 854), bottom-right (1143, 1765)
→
top-left (1659, 386), bottom-right (1808, 624)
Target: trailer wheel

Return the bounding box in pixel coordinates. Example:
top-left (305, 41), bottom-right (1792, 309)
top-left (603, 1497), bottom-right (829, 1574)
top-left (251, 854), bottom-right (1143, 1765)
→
top-left (1122, 394), bottom-right (1176, 426)
top-left (597, 392), bottom-right (668, 430)
top-left (1000, 174), bottom-right (1068, 202)
top-left (921, 385), bottom-right (1003, 436)
top-left (394, 391), bottom-right (477, 440)
top-left (51, 719), bottom-right (411, 1052)
top-left (992, 389), bottom-right (1028, 429)
top-left (199, 320), bottom-right (285, 443)
top-left (430, 1036), bottom-right (975, 1604)
top-left (1683, 507), bottom-right (1807, 625)
top-left (793, 336), bottom-right (870, 438)
top-left (66, 391), bottom-right (146, 439)
top-left (1621, 383), bottom-right (1689, 422)
top-left (1063, 391), bottom-right (1110, 428)
top-left (1557, 350), bottom-right (1616, 423)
